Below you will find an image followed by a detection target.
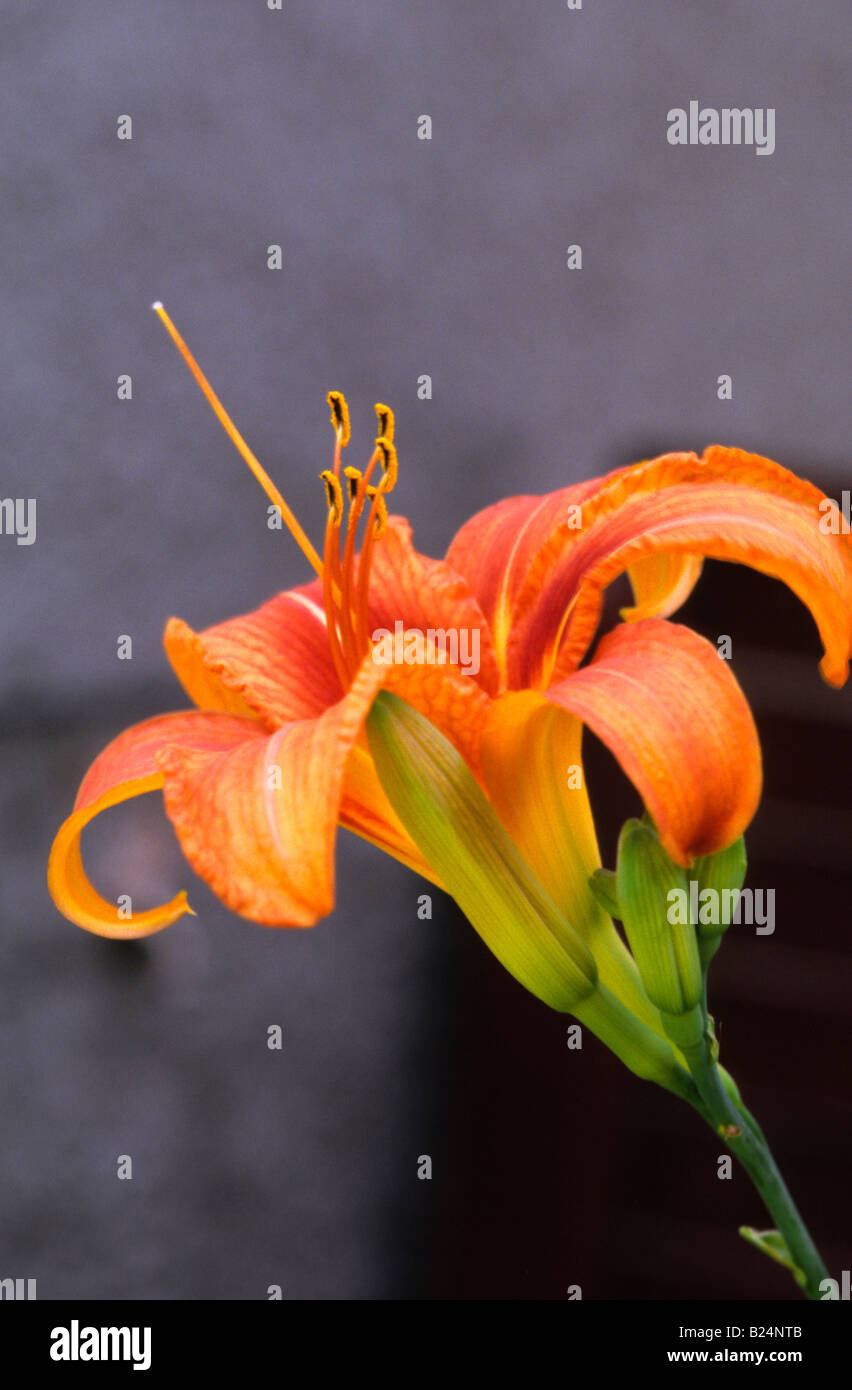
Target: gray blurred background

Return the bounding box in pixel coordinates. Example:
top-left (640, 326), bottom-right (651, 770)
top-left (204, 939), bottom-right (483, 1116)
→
top-left (1, 1), bottom-right (849, 1299)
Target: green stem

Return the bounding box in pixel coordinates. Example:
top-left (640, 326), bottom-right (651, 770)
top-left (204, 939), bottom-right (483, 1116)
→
top-left (677, 1030), bottom-right (828, 1299)
top-left (573, 984), bottom-right (699, 1105)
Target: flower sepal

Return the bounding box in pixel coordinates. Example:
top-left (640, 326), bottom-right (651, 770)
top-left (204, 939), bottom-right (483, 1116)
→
top-left (366, 690), bottom-right (598, 1012)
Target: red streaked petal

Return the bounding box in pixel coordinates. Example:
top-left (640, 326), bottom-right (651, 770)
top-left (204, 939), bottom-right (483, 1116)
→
top-left (544, 619), bottom-right (763, 866)
top-left (508, 449), bottom-right (852, 689)
top-left (165, 580), bottom-right (342, 729)
top-left (162, 619), bottom-right (260, 720)
top-left (47, 712), bottom-right (263, 938)
top-left (382, 659), bottom-right (491, 780)
top-left (159, 657), bottom-right (386, 926)
top-left (445, 477), bottom-right (619, 667)
top-left (368, 517), bottom-right (501, 696)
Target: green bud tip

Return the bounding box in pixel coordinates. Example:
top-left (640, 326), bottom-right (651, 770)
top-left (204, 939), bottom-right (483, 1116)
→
top-left (615, 818), bottom-right (703, 1018)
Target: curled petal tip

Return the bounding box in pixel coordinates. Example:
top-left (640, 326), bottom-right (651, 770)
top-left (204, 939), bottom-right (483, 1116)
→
top-left (47, 712), bottom-right (263, 938)
top-left (818, 653), bottom-right (849, 689)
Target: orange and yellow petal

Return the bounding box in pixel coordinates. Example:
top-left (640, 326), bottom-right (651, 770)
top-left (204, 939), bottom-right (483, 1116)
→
top-left (507, 448), bottom-right (852, 689)
top-left (478, 688), bottom-right (668, 1038)
top-left (158, 656), bottom-right (386, 926)
top-left (47, 712), bottom-right (263, 938)
top-left (368, 517), bottom-right (502, 696)
top-left (382, 659), bottom-right (491, 780)
top-left (621, 552), bottom-right (704, 622)
top-left (165, 580), bottom-right (342, 731)
top-left (545, 618), bottom-right (762, 867)
top-left (479, 690), bottom-right (602, 921)
top-left (445, 477), bottom-right (621, 670)
top-left (339, 743), bottom-right (443, 886)
top-left (162, 619), bottom-right (260, 720)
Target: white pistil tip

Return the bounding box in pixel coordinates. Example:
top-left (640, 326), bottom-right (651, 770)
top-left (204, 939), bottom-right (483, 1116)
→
top-left (151, 300), bottom-right (164, 311)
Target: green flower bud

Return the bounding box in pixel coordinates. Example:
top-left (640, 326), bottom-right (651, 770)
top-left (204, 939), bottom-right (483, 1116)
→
top-left (692, 836), bottom-right (747, 940)
top-left (588, 868), bottom-right (621, 919)
top-left (615, 818), bottom-right (703, 1019)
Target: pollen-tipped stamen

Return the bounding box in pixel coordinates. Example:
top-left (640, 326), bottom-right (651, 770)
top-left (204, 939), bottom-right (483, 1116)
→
top-left (323, 391), bottom-right (352, 603)
top-left (319, 396), bottom-right (399, 685)
top-left (375, 436), bottom-right (398, 493)
top-left (327, 390), bottom-right (351, 450)
top-left (374, 402), bottom-right (395, 444)
top-left (338, 448), bottom-right (384, 668)
top-left (326, 390), bottom-right (351, 496)
top-left (319, 469), bottom-right (344, 526)
top-left (353, 479), bottom-right (390, 652)
top-left (337, 465), bottom-right (369, 672)
top-left (318, 469), bottom-right (351, 688)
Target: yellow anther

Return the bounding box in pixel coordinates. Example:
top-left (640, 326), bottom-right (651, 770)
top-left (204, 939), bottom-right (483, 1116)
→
top-left (343, 466), bottom-right (363, 503)
top-left (366, 485), bottom-right (388, 538)
top-left (375, 436), bottom-right (398, 493)
top-left (320, 469), bottom-right (344, 524)
top-left (327, 391), bottom-right (351, 446)
top-left (374, 402), bottom-right (395, 444)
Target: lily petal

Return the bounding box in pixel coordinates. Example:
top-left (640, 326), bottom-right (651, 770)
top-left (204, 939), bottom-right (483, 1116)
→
top-left (162, 619), bottom-right (260, 721)
top-left (339, 743), bottom-right (444, 886)
top-left (159, 657), bottom-right (386, 925)
top-left (445, 478), bottom-right (618, 670)
top-left (544, 618), bottom-right (763, 867)
top-left (621, 552), bottom-right (704, 622)
top-left (165, 581), bottom-right (341, 730)
top-left (47, 712), bottom-right (262, 937)
top-left (369, 517), bottom-right (502, 696)
top-left (382, 659), bottom-right (491, 779)
top-left (478, 689), bottom-right (669, 1039)
top-left (507, 449), bottom-right (852, 689)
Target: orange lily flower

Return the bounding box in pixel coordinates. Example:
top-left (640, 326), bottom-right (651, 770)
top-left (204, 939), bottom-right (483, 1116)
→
top-left (48, 310), bottom-right (852, 1002)
top-left (446, 448), bottom-right (852, 956)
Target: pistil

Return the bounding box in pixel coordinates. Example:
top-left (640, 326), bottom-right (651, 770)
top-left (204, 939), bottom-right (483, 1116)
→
top-left (152, 302), bottom-right (323, 577)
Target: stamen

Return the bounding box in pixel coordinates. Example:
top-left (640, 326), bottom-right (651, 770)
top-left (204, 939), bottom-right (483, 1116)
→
top-left (319, 469), bottom-right (344, 526)
top-left (353, 481), bottom-right (390, 654)
top-left (366, 485), bottom-right (389, 538)
top-left (327, 391), bottom-right (351, 448)
top-left (343, 466), bottom-right (363, 503)
top-left (321, 514), bottom-right (350, 690)
top-left (151, 307), bottom-right (400, 693)
top-left (321, 394), bottom-right (348, 604)
top-left (338, 456), bottom-right (379, 671)
top-left (375, 436), bottom-right (398, 493)
top-left (374, 403), bottom-right (395, 444)
top-left (152, 302), bottom-right (322, 576)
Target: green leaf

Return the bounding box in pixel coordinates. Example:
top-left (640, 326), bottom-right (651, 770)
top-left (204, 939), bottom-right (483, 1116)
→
top-left (739, 1227), bottom-right (808, 1291)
